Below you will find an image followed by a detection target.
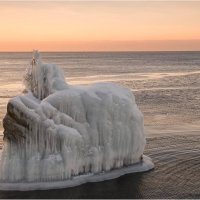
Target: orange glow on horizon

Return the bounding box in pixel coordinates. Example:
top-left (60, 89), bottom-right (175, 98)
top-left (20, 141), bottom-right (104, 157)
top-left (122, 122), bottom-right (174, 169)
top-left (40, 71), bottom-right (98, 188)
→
top-left (1, 40), bottom-right (200, 52)
top-left (0, 1), bottom-right (200, 51)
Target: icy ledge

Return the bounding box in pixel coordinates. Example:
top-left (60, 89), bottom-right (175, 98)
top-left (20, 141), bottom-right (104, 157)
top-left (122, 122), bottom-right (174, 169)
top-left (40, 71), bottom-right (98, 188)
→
top-left (0, 51), bottom-right (154, 190)
top-left (0, 155), bottom-right (153, 191)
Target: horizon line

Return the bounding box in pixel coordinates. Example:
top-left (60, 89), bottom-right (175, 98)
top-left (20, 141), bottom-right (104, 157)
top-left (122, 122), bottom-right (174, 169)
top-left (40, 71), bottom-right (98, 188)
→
top-left (1, 0), bottom-right (200, 1)
top-left (0, 50), bottom-right (200, 53)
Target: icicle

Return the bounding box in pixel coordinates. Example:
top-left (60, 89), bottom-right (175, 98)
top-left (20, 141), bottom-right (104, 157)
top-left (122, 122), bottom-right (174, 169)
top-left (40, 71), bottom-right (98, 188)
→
top-left (0, 51), bottom-right (153, 189)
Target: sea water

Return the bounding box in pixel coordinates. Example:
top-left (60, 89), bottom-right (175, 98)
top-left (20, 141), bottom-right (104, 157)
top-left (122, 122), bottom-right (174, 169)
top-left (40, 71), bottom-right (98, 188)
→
top-left (0, 51), bottom-right (200, 197)
top-left (0, 51), bottom-right (200, 134)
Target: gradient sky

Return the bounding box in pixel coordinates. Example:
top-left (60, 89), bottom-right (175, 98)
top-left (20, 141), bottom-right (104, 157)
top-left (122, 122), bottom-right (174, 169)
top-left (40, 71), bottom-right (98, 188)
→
top-left (0, 1), bottom-right (200, 51)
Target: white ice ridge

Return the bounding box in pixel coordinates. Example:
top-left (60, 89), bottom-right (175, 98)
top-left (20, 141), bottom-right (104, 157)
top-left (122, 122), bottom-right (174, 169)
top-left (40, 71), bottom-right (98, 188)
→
top-left (0, 155), bottom-right (153, 191)
top-left (0, 50), bottom-right (154, 189)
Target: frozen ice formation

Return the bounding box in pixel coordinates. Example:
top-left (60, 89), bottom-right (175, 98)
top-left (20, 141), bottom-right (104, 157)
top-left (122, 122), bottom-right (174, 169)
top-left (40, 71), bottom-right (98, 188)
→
top-left (0, 51), bottom-right (154, 190)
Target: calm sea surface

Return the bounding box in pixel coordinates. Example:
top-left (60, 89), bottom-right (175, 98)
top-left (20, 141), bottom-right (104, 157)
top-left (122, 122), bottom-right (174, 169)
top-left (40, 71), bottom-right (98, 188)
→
top-left (1, 52), bottom-right (200, 80)
top-left (0, 51), bottom-right (200, 131)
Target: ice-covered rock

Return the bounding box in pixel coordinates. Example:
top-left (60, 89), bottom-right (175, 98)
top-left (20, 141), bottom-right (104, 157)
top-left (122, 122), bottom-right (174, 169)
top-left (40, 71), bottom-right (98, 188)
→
top-left (0, 51), bottom-right (153, 190)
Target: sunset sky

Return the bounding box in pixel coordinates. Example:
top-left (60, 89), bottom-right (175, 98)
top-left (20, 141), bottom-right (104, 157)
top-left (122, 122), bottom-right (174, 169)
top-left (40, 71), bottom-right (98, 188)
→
top-left (0, 1), bottom-right (200, 51)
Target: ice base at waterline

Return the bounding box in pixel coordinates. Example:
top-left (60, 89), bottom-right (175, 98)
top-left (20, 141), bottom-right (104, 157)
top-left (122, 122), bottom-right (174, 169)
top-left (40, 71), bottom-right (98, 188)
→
top-left (0, 51), bottom-right (154, 190)
top-left (0, 155), bottom-right (153, 191)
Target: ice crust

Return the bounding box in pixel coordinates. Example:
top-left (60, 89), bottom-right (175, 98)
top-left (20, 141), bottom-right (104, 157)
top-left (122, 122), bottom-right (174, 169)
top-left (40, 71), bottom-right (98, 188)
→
top-left (0, 155), bottom-right (153, 191)
top-left (0, 51), bottom-right (153, 189)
